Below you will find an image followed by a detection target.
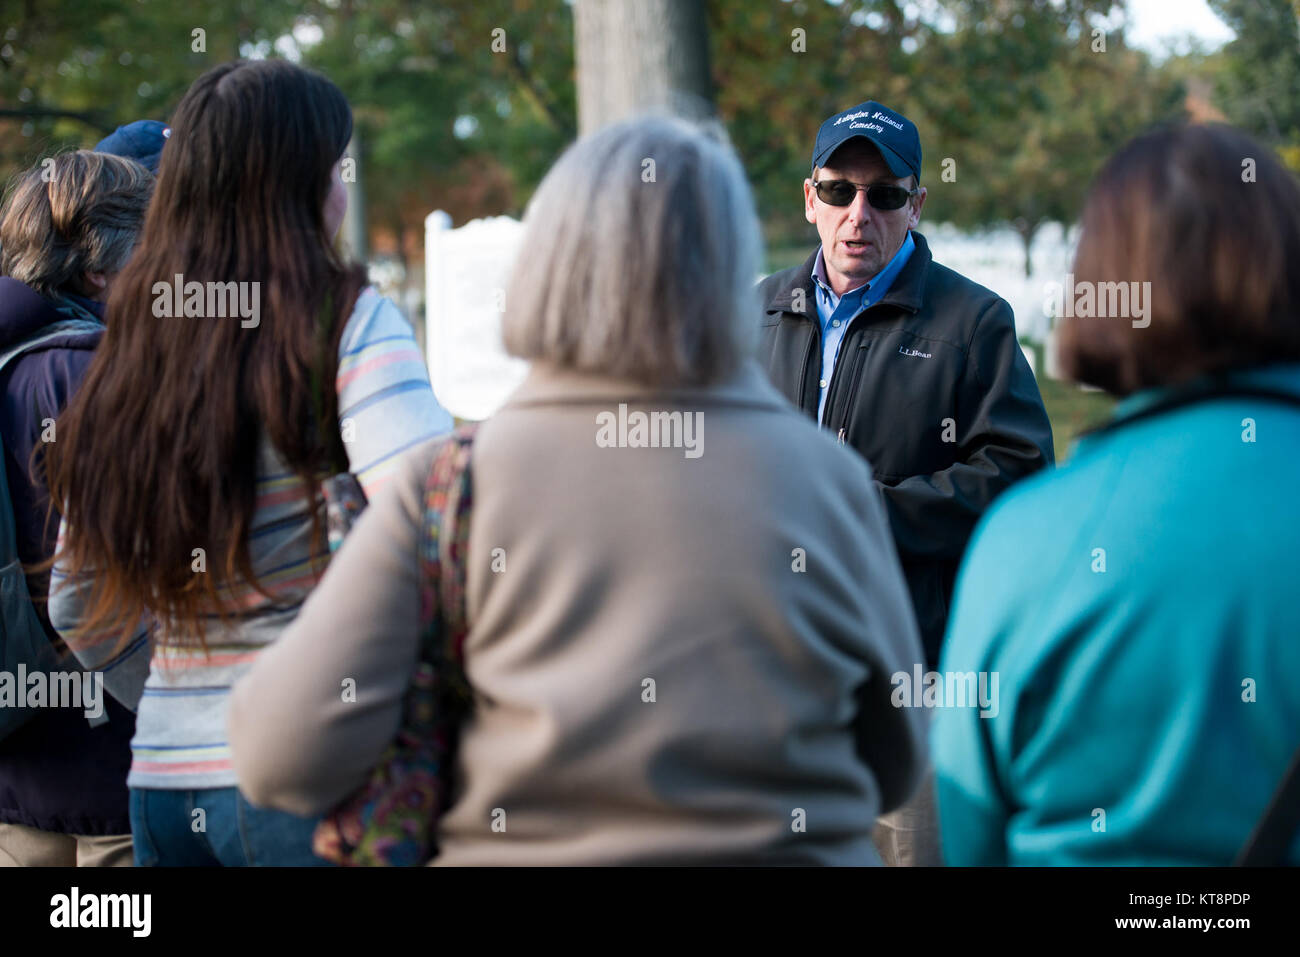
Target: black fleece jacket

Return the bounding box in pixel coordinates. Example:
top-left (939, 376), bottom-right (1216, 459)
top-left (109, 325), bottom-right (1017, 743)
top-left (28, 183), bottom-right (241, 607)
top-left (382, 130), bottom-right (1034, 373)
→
top-left (756, 231), bottom-right (1054, 664)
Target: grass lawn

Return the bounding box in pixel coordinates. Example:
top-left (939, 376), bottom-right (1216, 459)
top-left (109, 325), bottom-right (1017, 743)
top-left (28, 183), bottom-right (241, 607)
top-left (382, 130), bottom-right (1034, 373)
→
top-left (765, 245), bottom-right (813, 275)
top-left (1038, 376), bottom-right (1115, 463)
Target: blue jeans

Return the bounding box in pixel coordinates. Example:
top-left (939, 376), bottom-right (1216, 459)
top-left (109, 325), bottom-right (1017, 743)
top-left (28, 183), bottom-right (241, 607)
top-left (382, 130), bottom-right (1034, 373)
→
top-left (129, 787), bottom-right (332, 866)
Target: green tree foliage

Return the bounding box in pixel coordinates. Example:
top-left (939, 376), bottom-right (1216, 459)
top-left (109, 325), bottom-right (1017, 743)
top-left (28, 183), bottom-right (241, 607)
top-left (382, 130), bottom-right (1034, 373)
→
top-left (709, 0), bottom-right (926, 244)
top-left (708, 0), bottom-right (1184, 272)
top-left (914, 1), bottom-right (1184, 276)
top-left (6, 0), bottom-right (1276, 275)
top-left (0, 0), bottom-right (300, 172)
top-left (295, 0), bottom-right (575, 258)
top-left (1205, 0), bottom-right (1300, 168)
top-left (0, 0), bottom-right (579, 277)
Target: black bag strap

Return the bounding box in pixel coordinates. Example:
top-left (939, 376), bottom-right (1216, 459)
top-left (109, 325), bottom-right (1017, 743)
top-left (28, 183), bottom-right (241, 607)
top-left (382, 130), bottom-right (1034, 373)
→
top-left (1236, 745), bottom-right (1300, 866)
top-left (0, 319), bottom-right (102, 376)
top-left (0, 319), bottom-right (103, 564)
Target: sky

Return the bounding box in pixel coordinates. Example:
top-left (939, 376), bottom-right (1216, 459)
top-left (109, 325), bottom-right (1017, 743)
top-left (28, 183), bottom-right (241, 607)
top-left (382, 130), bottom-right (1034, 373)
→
top-left (1121, 0), bottom-right (1236, 56)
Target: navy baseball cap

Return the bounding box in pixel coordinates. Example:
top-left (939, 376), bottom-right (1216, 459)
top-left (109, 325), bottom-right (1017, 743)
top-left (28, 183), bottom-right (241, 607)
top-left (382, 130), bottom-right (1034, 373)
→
top-left (94, 120), bottom-right (170, 174)
top-left (811, 101), bottom-right (921, 181)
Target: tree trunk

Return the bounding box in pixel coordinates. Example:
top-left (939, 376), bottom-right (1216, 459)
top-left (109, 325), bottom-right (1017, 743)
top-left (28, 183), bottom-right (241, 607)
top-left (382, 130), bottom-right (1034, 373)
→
top-left (393, 222), bottom-right (409, 277)
top-left (1014, 218), bottom-right (1040, 279)
top-left (574, 0), bottom-right (714, 136)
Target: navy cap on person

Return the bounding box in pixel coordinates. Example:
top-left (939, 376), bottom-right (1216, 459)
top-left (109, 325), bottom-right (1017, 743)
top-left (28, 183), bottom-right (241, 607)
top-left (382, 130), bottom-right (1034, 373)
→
top-left (811, 101), bottom-right (921, 181)
top-left (94, 120), bottom-right (170, 175)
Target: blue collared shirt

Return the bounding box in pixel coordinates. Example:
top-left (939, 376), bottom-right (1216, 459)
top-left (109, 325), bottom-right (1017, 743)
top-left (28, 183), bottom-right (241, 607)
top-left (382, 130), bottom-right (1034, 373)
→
top-left (811, 230), bottom-right (915, 423)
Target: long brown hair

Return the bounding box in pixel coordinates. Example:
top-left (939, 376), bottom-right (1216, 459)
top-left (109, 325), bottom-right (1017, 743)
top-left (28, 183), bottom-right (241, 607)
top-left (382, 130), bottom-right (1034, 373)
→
top-left (45, 59), bottom-right (366, 650)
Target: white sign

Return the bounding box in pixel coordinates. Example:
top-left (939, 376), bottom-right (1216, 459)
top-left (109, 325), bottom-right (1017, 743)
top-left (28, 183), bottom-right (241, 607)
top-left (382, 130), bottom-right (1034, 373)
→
top-left (424, 211), bottom-right (530, 420)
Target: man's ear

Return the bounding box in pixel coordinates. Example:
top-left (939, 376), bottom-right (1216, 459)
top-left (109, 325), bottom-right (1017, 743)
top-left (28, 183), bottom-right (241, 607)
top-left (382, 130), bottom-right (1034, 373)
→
top-left (82, 271), bottom-right (110, 299)
top-left (909, 186), bottom-right (927, 229)
top-left (804, 179), bottom-right (817, 225)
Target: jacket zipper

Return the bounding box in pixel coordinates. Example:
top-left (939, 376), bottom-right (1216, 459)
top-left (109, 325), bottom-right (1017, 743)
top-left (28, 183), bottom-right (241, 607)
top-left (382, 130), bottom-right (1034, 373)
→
top-left (834, 341), bottom-right (868, 444)
top-left (822, 296), bottom-right (885, 436)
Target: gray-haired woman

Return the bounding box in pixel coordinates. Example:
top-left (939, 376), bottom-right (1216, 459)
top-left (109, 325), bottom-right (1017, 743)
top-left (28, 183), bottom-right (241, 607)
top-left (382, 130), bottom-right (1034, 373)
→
top-left (229, 116), bottom-right (927, 865)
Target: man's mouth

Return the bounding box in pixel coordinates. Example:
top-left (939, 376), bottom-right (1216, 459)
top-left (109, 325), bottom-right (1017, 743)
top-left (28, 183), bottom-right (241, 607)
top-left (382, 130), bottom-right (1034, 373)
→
top-left (841, 239), bottom-right (870, 254)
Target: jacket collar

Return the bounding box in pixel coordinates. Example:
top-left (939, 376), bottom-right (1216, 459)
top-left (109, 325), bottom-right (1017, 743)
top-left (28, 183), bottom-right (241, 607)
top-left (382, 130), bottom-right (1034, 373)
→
top-left (53, 292), bottom-right (106, 324)
top-left (1113, 362), bottom-right (1300, 421)
top-left (765, 229), bottom-right (933, 319)
top-left (0, 277), bottom-right (106, 350)
top-left (1072, 361), bottom-right (1300, 458)
top-left (501, 358), bottom-right (797, 415)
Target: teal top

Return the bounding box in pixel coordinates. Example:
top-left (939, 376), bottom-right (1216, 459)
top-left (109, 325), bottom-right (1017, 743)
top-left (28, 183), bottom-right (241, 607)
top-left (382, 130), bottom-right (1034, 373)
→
top-left (934, 362), bottom-right (1300, 865)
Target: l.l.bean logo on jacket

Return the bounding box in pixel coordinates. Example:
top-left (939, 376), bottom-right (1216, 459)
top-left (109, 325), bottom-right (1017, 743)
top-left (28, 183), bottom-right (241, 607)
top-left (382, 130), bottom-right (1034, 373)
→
top-left (898, 345), bottom-right (933, 359)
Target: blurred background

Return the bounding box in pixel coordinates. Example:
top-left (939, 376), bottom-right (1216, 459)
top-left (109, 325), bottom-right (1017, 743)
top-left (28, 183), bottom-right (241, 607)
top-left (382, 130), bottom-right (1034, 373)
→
top-left (3, 0), bottom-right (1299, 451)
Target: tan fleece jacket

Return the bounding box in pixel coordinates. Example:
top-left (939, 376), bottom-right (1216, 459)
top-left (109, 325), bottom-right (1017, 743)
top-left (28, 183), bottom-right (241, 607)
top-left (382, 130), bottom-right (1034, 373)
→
top-left (229, 360), bottom-right (928, 865)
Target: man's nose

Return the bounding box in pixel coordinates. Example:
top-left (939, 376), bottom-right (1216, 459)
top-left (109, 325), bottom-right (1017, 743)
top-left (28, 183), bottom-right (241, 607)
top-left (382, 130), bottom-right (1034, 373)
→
top-left (846, 188), bottom-right (872, 225)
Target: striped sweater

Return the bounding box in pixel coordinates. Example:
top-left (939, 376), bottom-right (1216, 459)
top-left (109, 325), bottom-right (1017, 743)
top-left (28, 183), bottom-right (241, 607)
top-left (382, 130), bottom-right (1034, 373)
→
top-left (49, 287), bottom-right (454, 789)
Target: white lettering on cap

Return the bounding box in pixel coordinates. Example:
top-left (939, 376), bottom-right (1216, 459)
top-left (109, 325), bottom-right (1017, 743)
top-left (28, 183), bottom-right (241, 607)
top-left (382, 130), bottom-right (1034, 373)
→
top-left (833, 109), bottom-right (874, 126)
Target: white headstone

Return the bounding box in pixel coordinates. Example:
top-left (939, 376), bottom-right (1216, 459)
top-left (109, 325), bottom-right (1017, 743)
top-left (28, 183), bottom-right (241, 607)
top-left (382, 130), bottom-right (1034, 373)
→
top-left (923, 221), bottom-right (1078, 347)
top-left (1045, 328), bottom-right (1062, 381)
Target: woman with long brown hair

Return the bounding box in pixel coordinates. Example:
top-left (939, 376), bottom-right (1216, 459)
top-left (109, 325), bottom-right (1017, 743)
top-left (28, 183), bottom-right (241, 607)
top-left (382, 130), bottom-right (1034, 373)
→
top-left (46, 59), bottom-right (453, 866)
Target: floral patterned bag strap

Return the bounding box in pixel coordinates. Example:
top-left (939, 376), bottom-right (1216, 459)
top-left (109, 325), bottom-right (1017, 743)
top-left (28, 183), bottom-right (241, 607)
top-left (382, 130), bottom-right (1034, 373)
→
top-left (310, 425), bottom-right (481, 868)
top-left (417, 424), bottom-right (480, 685)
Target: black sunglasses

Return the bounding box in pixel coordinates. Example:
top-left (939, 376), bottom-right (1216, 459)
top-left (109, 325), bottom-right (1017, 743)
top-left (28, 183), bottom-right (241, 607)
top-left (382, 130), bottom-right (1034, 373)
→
top-left (813, 179), bottom-right (919, 210)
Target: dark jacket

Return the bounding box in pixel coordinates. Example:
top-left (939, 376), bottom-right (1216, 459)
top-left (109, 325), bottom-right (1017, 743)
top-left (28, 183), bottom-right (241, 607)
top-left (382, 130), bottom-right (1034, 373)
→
top-left (0, 276), bottom-right (134, 836)
top-left (756, 231), bottom-right (1054, 664)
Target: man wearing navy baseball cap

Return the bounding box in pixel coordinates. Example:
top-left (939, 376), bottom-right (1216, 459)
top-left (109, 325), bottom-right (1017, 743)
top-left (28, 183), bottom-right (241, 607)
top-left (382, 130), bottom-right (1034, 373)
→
top-left (755, 101), bottom-right (1054, 866)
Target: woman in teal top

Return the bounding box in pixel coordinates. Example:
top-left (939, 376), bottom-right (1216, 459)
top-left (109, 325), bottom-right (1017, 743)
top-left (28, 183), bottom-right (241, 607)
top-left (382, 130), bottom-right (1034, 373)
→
top-left (933, 124), bottom-right (1300, 866)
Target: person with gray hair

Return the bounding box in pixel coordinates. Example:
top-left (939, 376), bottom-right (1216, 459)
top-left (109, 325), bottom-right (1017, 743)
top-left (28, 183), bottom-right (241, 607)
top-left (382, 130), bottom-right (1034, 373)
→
top-left (500, 116), bottom-right (757, 388)
top-left (0, 149), bottom-right (152, 866)
top-left (230, 115), bottom-right (927, 865)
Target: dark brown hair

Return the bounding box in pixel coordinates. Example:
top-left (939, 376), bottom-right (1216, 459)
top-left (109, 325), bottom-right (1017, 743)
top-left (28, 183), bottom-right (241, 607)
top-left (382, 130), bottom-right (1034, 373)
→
top-left (0, 150), bottom-right (153, 297)
top-left (45, 59), bottom-right (366, 650)
top-left (1058, 124), bottom-right (1300, 395)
